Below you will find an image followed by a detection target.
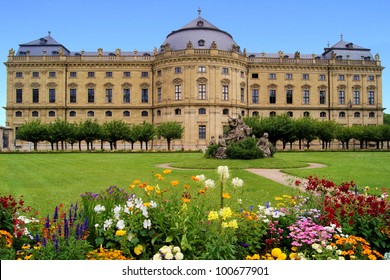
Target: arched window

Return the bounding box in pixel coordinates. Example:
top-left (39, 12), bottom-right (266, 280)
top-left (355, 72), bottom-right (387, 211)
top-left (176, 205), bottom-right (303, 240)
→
top-left (354, 112), bottom-right (361, 118)
top-left (156, 110), bottom-right (161, 116)
top-left (320, 111), bottom-right (326, 118)
top-left (222, 108), bottom-right (229, 115)
top-left (199, 108), bottom-right (206, 114)
top-left (303, 111), bottom-right (310, 117)
top-left (69, 111), bottom-right (76, 117)
top-left (87, 111), bottom-right (94, 117)
top-left (369, 112), bottom-right (375, 118)
top-left (15, 111), bottom-right (22, 117)
top-left (141, 111), bottom-right (148, 117)
top-left (123, 111), bottom-right (130, 117)
top-left (269, 111), bottom-right (276, 117)
top-left (339, 111), bottom-right (346, 118)
top-left (32, 111), bottom-right (39, 117)
top-left (252, 111), bottom-right (259, 116)
top-left (48, 111), bottom-right (56, 117)
top-left (287, 111), bottom-right (293, 117)
top-left (175, 108), bottom-right (181, 115)
top-left (105, 111), bottom-right (112, 117)
top-left (198, 39), bottom-right (205, 46)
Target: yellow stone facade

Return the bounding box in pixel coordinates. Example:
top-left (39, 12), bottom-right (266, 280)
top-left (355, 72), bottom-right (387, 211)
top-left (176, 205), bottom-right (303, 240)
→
top-left (3, 15), bottom-right (384, 150)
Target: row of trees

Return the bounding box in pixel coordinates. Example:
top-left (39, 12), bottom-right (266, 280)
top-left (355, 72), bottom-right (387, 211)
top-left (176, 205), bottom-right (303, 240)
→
top-left (244, 114), bottom-right (390, 150)
top-left (16, 119), bottom-right (184, 151)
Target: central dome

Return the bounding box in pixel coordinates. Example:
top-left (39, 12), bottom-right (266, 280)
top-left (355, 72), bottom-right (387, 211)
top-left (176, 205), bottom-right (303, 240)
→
top-left (160, 16), bottom-right (240, 52)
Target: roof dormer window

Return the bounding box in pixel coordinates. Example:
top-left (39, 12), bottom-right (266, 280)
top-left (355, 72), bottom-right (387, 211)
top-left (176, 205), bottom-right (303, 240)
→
top-left (52, 51), bottom-right (59, 55)
top-left (198, 39), bottom-right (205, 47)
top-left (197, 20), bottom-right (204, 26)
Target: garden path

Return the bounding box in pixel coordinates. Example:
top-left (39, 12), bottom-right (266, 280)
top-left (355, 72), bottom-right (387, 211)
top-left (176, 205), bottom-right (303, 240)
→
top-left (156, 162), bottom-right (327, 191)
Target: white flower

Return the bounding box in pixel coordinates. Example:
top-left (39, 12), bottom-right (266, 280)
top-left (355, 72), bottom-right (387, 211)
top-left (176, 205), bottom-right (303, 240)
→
top-left (217, 166), bottom-right (230, 179)
top-left (165, 252), bottom-right (174, 260)
top-left (205, 179), bottom-right (215, 188)
top-left (175, 252), bottom-right (184, 260)
top-left (153, 253), bottom-right (162, 260)
top-left (173, 246), bottom-right (181, 253)
top-left (326, 245), bottom-right (333, 251)
top-left (113, 205), bottom-right (122, 220)
top-left (127, 233), bottom-right (133, 241)
top-left (143, 219), bottom-right (151, 229)
top-left (237, 199), bottom-right (242, 204)
top-left (104, 219), bottom-right (113, 230)
top-left (116, 219), bottom-right (125, 230)
top-left (150, 201), bottom-right (157, 208)
top-left (95, 223), bottom-right (99, 228)
top-left (196, 174), bottom-right (206, 181)
top-left (94, 204), bottom-right (105, 214)
top-left (160, 245), bottom-right (171, 254)
top-left (140, 206), bottom-right (149, 218)
top-left (232, 177), bottom-right (243, 188)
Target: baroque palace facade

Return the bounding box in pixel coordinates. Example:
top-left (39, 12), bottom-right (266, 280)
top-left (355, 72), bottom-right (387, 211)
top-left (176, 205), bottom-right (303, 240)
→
top-left (3, 13), bottom-right (384, 150)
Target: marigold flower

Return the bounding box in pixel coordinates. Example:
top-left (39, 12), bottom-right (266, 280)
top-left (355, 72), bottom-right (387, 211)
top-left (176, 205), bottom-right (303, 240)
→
top-left (271, 248), bottom-right (282, 258)
top-left (132, 179), bottom-right (141, 185)
top-left (198, 189), bottom-right (205, 195)
top-left (182, 198), bottom-right (190, 203)
top-left (146, 185), bottom-right (154, 191)
top-left (222, 193), bottom-right (231, 199)
top-left (184, 184), bottom-right (190, 189)
top-left (163, 169), bottom-right (172, 174)
top-left (129, 184), bottom-right (135, 189)
top-left (171, 180), bottom-right (179, 186)
top-left (115, 230), bottom-right (126, 236)
top-left (191, 176), bottom-right (200, 181)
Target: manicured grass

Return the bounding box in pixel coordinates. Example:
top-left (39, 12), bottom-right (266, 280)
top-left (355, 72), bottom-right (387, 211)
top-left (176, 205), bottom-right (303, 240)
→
top-left (1, 151), bottom-right (389, 216)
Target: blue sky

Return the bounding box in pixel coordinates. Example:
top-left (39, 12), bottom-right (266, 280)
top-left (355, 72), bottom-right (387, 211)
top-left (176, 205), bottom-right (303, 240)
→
top-left (1, 0), bottom-right (389, 126)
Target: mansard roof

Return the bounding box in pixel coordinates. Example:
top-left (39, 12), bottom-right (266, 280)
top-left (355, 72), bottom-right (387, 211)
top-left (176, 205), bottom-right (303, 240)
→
top-left (322, 38), bottom-right (374, 60)
top-left (16, 33), bottom-right (70, 56)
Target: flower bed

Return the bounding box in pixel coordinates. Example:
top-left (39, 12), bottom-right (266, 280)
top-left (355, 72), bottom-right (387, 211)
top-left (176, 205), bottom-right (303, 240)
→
top-left (1, 167), bottom-right (389, 260)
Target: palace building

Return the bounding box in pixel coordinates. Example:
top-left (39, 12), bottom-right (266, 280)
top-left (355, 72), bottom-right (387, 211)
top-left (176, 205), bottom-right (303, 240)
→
top-left (3, 11), bottom-right (384, 150)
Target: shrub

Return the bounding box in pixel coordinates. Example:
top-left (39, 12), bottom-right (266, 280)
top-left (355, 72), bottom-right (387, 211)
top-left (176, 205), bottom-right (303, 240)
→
top-left (226, 138), bottom-right (264, 159)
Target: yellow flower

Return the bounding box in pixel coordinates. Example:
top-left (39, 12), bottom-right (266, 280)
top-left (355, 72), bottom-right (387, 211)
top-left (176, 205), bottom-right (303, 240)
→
top-left (134, 244), bottom-right (143, 255)
top-left (171, 180), bottom-right (179, 186)
top-left (271, 248), bottom-right (282, 258)
top-left (207, 211), bottom-right (219, 221)
top-left (129, 184), bottom-right (135, 189)
top-left (182, 198), bottom-right (191, 203)
top-left (146, 185), bottom-right (154, 191)
top-left (143, 202), bottom-right (151, 207)
top-left (163, 169), bottom-right (172, 174)
top-left (221, 207), bottom-right (233, 220)
top-left (116, 230), bottom-right (126, 236)
top-left (222, 193), bottom-right (231, 199)
top-left (289, 252), bottom-right (298, 259)
top-left (275, 196), bottom-right (283, 200)
top-left (276, 253), bottom-right (287, 260)
top-left (132, 179), bottom-right (141, 185)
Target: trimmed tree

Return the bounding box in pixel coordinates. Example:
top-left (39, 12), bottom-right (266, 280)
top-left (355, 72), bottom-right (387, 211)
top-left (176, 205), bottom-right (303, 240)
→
top-left (156, 121), bottom-right (184, 150)
top-left (16, 120), bottom-right (47, 151)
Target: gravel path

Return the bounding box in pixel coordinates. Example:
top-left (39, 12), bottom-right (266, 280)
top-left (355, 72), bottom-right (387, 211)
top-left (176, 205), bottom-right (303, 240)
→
top-left (156, 162), bottom-right (326, 191)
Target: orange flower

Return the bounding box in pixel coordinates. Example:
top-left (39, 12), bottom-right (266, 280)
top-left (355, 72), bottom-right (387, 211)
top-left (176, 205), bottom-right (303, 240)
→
top-left (182, 198), bottom-right (191, 203)
top-left (198, 189), bottom-right (205, 194)
top-left (171, 180), bottom-right (179, 186)
top-left (222, 193), bottom-right (231, 199)
top-left (163, 169), bottom-right (172, 174)
top-left (146, 185), bottom-right (154, 191)
top-left (191, 176), bottom-right (200, 181)
top-left (138, 182), bottom-right (147, 189)
top-left (184, 184), bottom-right (190, 189)
top-left (132, 179), bottom-right (141, 185)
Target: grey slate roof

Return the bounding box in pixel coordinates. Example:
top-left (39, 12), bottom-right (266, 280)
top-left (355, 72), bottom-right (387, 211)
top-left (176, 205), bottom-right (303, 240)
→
top-left (160, 16), bottom-right (240, 52)
top-left (17, 35), bottom-right (71, 56)
top-left (322, 39), bottom-right (374, 60)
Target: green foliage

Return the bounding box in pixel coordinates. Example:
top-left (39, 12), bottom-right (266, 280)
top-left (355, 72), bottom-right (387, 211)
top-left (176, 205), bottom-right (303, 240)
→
top-left (205, 144), bottom-right (219, 158)
top-left (16, 120), bottom-right (47, 151)
top-left (156, 121), bottom-right (184, 150)
top-left (226, 138), bottom-right (264, 159)
top-left (102, 120), bottom-right (131, 150)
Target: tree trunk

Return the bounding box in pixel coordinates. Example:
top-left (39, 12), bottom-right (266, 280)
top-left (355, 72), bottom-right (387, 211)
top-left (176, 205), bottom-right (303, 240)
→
top-left (33, 142), bottom-right (38, 151)
top-left (79, 141), bottom-right (82, 151)
top-left (167, 139), bottom-right (171, 151)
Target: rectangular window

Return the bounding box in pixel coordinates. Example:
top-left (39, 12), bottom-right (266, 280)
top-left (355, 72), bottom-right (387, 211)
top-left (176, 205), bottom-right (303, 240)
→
top-left (368, 91), bottom-right (375, 105)
top-left (303, 74), bottom-right (309, 80)
top-left (70, 89), bottom-right (77, 103)
top-left (252, 73), bottom-right (259, 79)
top-left (338, 91), bottom-right (345, 104)
top-left (123, 89), bottom-right (130, 103)
top-left (353, 90), bottom-right (360, 105)
top-left (142, 88), bottom-right (148, 103)
top-left (269, 73), bottom-right (276, 79)
top-left (88, 88), bottom-right (95, 103)
top-left (88, 72), bottom-right (95, 78)
top-left (303, 90), bottom-right (310, 104)
top-left (198, 66), bottom-right (206, 73)
top-left (70, 72), bottom-right (77, 77)
top-left (286, 89), bottom-right (293, 104)
top-left (286, 73), bottom-right (293, 80)
top-left (252, 89), bottom-right (259, 103)
top-left (49, 88), bottom-right (56, 103)
top-left (175, 67), bottom-right (182, 73)
top-left (175, 85), bottom-right (182, 100)
top-left (319, 74), bottom-right (326, 81)
top-left (198, 84), bottom-right (206, 100)
top-left (32, 89), bottom-right (39, 103)
top-left (222, 67), bottom-right (229, 74)
top-left (32, 72), bottom-right (39, 78)
top-left (368, 75), bottom-right (375, 81)
top-left (157, 87), bottom-right (162, 102)
top-left (338, 75), bottom-right (345, 81)
top-left (198, 125), bottom-right (206, 139)
top-left (49, 71), bottom-right (56, 78)
top-left (222, 85), bottom-right (229, 101)
top-left (319, 90), bottom-right (326, 104)
top-left (16, 72), bottom-right (23, 78)
top-left (106, 89), bottom-right (113, 103)
top-left (157, 70), bottom-right (161, 77)
top-left (240, 88), bottom-right (245, 103)
top-left (123, 71), bottom-right (131, 77)
top-left (16, 89), bottom-right (23, 103)
top-left (269, 89), bottom-right (276, 104)
top-left (353, 75), bottom-right (360, 81)
top-left (106, 71), bottom-right (113, 77)
top-left (240, 71), bottom-right (245, 78)
top-left (141, 72), bottom-right (148, 77)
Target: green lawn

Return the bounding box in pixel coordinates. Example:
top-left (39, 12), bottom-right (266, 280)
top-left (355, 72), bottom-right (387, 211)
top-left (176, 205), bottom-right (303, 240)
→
top-left (1, 151), bottom-right (389, 216)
